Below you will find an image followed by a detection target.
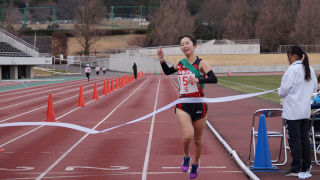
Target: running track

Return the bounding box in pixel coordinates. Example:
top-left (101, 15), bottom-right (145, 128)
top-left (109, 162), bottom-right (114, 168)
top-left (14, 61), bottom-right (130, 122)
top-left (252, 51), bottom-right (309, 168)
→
top-left (0, 76), bottom-right (247, 180)
top-left (1, 75), bottom-right (319, 179)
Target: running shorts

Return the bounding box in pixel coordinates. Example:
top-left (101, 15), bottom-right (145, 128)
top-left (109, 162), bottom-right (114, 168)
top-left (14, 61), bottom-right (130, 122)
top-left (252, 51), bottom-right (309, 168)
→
top-left (175, 102), bottom-right (208, 121)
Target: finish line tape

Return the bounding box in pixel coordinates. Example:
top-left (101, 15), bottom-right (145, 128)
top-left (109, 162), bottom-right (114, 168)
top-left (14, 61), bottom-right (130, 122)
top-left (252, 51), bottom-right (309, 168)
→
top-left (0, 89), bottom-right (276, 134)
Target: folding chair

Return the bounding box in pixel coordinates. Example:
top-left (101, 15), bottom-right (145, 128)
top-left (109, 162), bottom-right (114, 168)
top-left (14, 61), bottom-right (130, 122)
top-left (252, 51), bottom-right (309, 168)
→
top-left (311, 109), bottom-right (320, 165)
top-left (248, 108), bottom-right (287, 166)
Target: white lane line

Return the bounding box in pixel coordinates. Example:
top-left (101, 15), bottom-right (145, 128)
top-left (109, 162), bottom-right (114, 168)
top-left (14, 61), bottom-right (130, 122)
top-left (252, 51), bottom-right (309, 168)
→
top-left (142, 79), bottom-right (161, 180)
top-left (35, 79), bottom-right (149, 180)
top-left (0, 80), bottom-right (106, 109)
top-left (0, 79), bottom-right (86, 101)
top-left (162, 166), bottom-right (226, 169)
top-left (0, 99), bottom-right (96, 147)
top-left (0, 86), bottom-right (101, 123)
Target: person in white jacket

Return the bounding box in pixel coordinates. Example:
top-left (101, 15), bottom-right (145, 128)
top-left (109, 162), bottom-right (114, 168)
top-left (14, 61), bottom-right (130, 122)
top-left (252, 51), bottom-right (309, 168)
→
top-left (279, 45), bottom-right (317, 178)
top-left (85, 64), bottom-right (91, 82)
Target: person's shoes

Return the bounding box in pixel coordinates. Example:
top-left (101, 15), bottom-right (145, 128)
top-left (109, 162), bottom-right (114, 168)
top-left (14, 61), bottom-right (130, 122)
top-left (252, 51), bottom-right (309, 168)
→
top-left (189, 163), bottom-right (200, 179)
top-left (298, 172), bottom-right (312, 179)
top-left (181, 156), bottom-right (190, 172)
top-left (298, 165), bottom-right (312, 179)
top-left (283, 170), bottom-right (299, 176)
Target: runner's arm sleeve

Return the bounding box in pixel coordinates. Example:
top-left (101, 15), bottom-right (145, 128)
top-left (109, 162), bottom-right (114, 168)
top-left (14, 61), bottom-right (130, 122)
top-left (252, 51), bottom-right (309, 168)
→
top-left (160, 61), bottom-right (177, 75)
top-left (198, 70), bottom-right (218, 83)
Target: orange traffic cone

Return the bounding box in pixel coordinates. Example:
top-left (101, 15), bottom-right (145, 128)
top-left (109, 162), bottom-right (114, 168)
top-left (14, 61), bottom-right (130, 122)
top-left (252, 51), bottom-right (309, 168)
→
top-left (106, 79), bottom-right (110, 92)
top-left (92, 82), bottom-right (99, 100)
top-left (161, 72), bottom-right (163, 76)
top-left (77, 86), bottom-right (86, 107)
top-left (228, 70), bottom-right (231, 76)
top-left (45, 93), bottom-right (56, 122)
top-left (110, 78), bottom-right (114, 91)
top-left (116, 77), bottom-right (120, 89)
top-left (103, 80), bottom-right (108, 95)
top-left (155, 72), bottom-right (157, 76)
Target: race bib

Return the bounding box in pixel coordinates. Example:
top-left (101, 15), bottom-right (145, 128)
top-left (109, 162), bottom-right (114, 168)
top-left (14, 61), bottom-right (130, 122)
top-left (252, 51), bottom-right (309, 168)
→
top-left (178, 74), bottom-right (199, 94)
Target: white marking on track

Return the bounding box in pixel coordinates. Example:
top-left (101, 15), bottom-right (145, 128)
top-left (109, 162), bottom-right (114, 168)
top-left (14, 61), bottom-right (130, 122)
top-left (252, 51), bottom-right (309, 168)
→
top-left (35, 79), bottom-right (149, 180)
top-left (0, 166), bottom-right (34, 171)
top-left (65, 166), bottom-right (129, 171)
top-left (162, 166), bottom-right (226, 169)
top-left (142, 79), bottom-right (161, 180)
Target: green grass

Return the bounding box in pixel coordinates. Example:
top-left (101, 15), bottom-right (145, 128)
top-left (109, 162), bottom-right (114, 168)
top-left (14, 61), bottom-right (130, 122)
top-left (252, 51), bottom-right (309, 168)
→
top-left (217, 75), bottom-right (282, 104)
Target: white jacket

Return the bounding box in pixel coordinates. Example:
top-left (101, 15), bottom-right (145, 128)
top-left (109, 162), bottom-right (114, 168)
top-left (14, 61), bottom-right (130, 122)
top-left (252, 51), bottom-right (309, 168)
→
top-left (279, 60), bottom-right (317, 120)
top-left (85, 67), bottom-right (91, 73)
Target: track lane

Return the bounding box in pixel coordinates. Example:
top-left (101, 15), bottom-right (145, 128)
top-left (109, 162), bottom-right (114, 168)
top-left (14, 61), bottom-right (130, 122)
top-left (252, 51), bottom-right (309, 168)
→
top-left (0, 77), bottom-right (131, 151)
top-left (145, 77), bottom-right (248, 179)
top-left (0, 78), bottom-right (150, 179)
top-left (1, 76), bottom-right (259, 180)
top-left (0, 78), bottom-right (110, 110)
top-left (32, 78), bottom-right (160, 180)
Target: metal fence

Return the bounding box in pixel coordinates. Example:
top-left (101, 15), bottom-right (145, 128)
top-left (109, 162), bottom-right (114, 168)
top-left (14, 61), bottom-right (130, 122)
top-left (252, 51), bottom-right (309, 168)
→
top-left (278, 45), bottom-right (320, 53)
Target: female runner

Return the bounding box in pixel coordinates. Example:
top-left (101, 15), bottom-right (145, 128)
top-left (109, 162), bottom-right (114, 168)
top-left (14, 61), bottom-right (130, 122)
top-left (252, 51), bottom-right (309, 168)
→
top-left (157, 35), bottom-right (217, 179)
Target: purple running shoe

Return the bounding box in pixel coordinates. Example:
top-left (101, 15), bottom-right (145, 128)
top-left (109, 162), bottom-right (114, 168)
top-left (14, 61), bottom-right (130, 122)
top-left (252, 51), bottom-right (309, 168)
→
top-left (181, 156), bottom-right (190, 172)
top-left (189, 163), bottom-right (200, 179)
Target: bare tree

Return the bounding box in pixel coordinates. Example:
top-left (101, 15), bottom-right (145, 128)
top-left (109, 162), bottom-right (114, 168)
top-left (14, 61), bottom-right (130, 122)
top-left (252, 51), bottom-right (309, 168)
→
top-left (223, 0), bottom-right (255, 40)
top-left (255, 0), bottom-right (291, 51)
top-left (200, 0), bottom-right (229, 39)
top-left (4, 0), bottom-right (23, 34)
top-left (74, 0), bottom-right (107, 55)
top-left (290, 0), bottom-right (320, 44)
top-left (148, 0), bottom-right (195, 46)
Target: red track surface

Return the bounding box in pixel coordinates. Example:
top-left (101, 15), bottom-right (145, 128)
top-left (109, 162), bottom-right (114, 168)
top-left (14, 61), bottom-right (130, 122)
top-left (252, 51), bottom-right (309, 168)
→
top-left (0, 76), bottom-right (247, 180)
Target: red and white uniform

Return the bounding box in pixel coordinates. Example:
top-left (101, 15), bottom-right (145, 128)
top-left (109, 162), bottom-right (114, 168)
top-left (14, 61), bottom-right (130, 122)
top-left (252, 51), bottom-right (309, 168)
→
top-left (176, 57), bottom-right (205, 98)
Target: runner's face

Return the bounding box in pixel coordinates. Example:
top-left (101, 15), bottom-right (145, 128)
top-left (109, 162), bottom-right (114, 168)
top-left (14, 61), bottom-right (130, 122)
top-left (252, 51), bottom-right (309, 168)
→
top-left (180, 37), bottom-right (196, 56)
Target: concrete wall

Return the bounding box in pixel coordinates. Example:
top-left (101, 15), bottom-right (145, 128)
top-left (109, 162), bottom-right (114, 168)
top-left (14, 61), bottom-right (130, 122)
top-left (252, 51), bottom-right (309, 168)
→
top-left (0, 30), bottom-right (39, 57)
top-left (0, 65), bottom-right (35, 80)
top-left (10, 65), bottom-right (18, 79)
top-left (0, 57), bottom-right (52, 65)
top-left (109, 52), bottom-right (171, 73)
top-left (108, 52), bottom-right (320, 74)
top-left (135, 43), bottom-right (260, 56)
top-left (26, 66), bottom-right (34, 78)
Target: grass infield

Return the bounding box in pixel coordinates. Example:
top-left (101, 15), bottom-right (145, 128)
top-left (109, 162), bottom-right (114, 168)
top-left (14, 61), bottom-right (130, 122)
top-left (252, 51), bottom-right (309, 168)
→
top-left (217, 75), bottom-right (282, 105)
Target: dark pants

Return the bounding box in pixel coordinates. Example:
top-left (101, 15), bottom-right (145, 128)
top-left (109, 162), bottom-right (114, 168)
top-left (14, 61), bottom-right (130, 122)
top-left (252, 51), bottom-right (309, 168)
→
top-left (285, 119), bottom-right (311, 172)
top-left (86, 73), bottom-right (90, 81)
top-left (134, 71), bottom-right (137, 79)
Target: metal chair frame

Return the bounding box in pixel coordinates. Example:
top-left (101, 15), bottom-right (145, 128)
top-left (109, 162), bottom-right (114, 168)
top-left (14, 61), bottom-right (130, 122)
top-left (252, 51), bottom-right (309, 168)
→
top-left (248, 108), bottom-right (287, 166)
top-left (311, 109), bottom-right (320, 165)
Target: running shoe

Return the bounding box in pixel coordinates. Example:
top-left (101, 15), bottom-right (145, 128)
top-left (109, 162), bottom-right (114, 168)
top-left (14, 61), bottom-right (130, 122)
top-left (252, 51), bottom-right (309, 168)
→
top-left (181, 156), bottom-right (190, 172)
top-left (298, 165), bottom-right (312, 179)
top-left (189, 163), bottom-right (200, 179)
top-left (283, 170), bottom-right (299, 176)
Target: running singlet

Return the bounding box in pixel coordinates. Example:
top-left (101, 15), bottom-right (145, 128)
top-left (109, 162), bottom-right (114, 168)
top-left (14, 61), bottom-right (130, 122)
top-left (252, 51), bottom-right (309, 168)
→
top-left (177, 57), bottom-right (205, 98)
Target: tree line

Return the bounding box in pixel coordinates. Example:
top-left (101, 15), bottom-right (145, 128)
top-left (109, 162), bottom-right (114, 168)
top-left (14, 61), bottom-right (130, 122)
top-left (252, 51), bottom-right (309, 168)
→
top-left (2, 0), bottom-right (320, 53)
top-left (146, 0), bottom-right (320, 52)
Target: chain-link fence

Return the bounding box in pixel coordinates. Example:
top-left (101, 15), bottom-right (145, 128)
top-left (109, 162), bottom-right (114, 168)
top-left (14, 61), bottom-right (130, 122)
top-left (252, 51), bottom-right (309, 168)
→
top-left (278, 45), bottom-right (320, 54)
top-left (109, 6), bottom-right (150, 30)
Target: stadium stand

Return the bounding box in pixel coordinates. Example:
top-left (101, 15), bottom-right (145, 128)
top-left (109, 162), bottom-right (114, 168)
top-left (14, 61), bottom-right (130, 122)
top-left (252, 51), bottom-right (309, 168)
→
top-left (0, 42), bottom-right (31, 57)
top-left (0, 28), bottom-right (51, 80)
